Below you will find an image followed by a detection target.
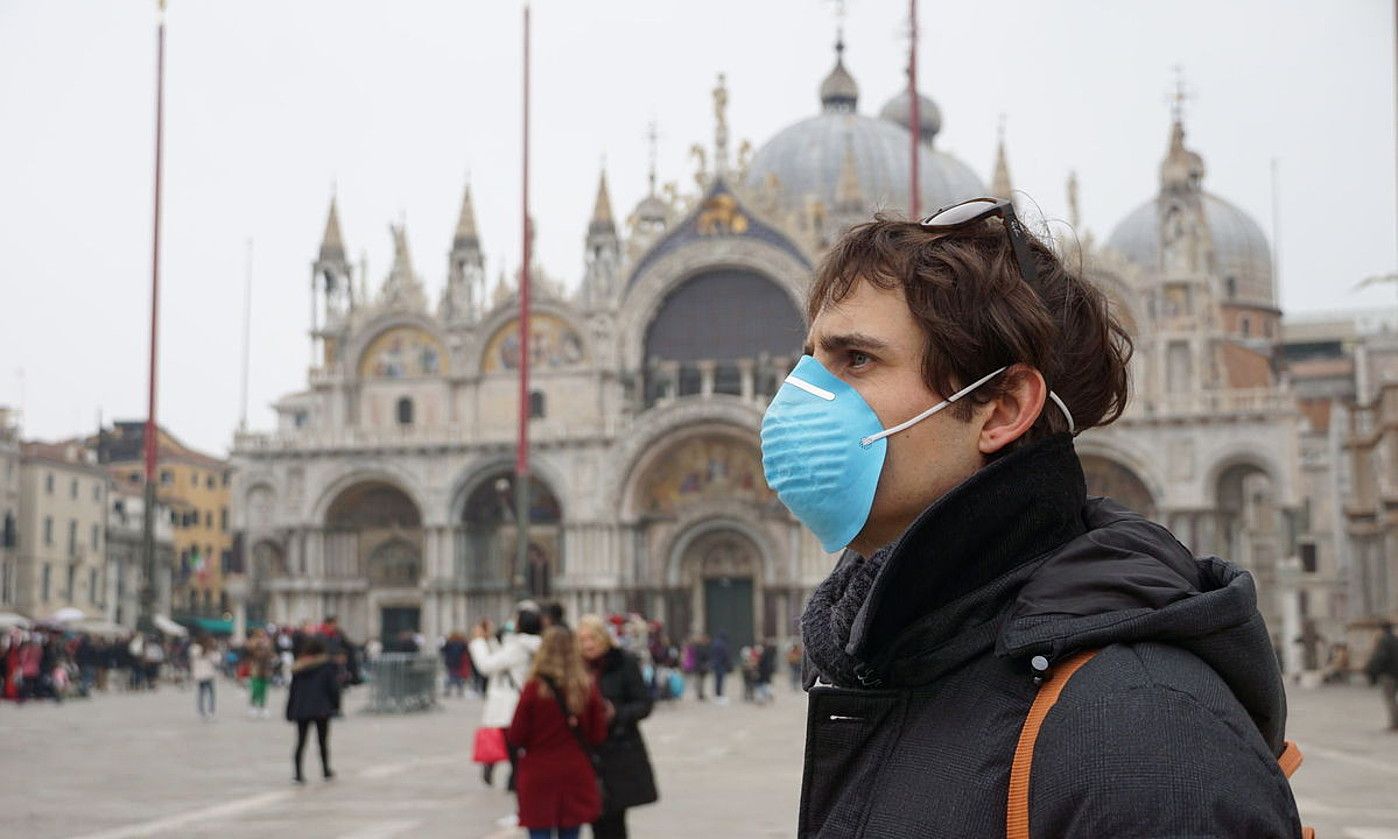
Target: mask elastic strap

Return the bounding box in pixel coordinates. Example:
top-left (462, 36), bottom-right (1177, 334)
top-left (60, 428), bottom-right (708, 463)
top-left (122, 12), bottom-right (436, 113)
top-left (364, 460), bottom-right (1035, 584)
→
top-left (859, 367), bottom-right (1078, 447)
top-left (861, 366), bottom-right (1007, 447)
top-left (1048, 390), bottom-right (1075, 434)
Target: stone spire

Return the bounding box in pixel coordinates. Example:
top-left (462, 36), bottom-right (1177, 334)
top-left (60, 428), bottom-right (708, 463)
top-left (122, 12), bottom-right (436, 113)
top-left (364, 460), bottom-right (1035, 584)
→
top-left (589, 170), bottom-right (616, 237)
top-left (991, 117), bottom-right (1014, 202)
top-left (443, 181), bottom-right (485, 323)
top-left (319, 195), bottom-right (347, 263)
top-left (453, 182), bottom-right (480, 250)
top-left (313, 193), bottom-right (353, 333)
top-left (583, 168), bottom-right (621, 309)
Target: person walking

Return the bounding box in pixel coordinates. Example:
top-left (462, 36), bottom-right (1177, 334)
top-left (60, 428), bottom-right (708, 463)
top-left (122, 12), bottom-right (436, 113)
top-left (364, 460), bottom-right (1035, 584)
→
top-left (285, 636), bottom-right (340, 783)
top-left (684, 634), bottom-right (710, 701)
top-left (245, 628), bottom-right (275, 718)
top-left (506, 626), bottom-right (608, 839)
top-left (708, 632), bottom-right (732, 705)
top-left (1365, 621), bottom-right (1398, 731)
top-left (771, 207), bottom-right (1303, 834)
top-left (190, 635), bottom-right (220, 719)
top-left (577, 615), bottom-right (658, 839)
top-left (441, 631), bottom-right (469, 698)
top-left (785, 642), bottom-right (803, 693)
top-left (469, 606), bottom-right (543, 789)
top-left (755, 641), bottom-right (777, 705)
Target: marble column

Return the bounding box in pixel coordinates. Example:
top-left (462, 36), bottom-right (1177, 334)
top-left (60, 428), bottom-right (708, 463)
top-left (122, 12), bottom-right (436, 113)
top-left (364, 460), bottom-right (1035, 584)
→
top-left (698, 360), bottom-right (717, 397)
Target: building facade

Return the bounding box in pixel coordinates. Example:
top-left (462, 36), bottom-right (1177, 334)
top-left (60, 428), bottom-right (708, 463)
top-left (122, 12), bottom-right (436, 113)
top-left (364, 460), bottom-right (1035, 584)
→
top-left (100, 422), bottom-right (232, 620)
top-left (104, 484), bottom-right (176, 629)
top-left (1339, 323), bottom-right (1398, 634)
top-left (0, 408), bottom-right (21, 611)
top-left (16, 441), bottom-right (109, 618)
top-left (232, 38), bottom-right (1322, 660)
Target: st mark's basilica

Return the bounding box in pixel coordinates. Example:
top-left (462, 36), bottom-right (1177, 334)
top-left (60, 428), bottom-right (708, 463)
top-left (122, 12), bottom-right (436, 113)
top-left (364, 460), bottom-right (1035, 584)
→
top-left (231, 37), bottom-right (1325, 663)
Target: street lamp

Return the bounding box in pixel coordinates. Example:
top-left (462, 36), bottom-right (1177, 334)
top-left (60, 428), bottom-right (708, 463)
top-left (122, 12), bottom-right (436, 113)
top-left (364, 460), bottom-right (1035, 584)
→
top-left (494, 477), bottom-right (527, 600)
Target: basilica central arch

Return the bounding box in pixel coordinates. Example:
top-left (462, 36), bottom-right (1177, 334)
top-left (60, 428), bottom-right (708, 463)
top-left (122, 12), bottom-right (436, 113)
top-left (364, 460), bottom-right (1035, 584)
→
top-left (453, 471), bottom-right (564, 623)
top-left (322, 480), bottom-right (424, 641)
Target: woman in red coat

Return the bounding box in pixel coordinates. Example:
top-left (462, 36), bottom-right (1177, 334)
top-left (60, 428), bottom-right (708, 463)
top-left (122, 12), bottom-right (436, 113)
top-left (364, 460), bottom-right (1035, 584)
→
top-left (507, 626), bottom-right (609, 839)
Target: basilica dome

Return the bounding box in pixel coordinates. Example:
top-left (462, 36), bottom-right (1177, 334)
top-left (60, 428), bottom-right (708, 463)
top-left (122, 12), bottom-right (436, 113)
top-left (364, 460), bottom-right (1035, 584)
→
top-left (878, 90), bottom-right (942, 145)
top-left (1107, 193), bottom-right (1274, 308)
top-left (744, 43), bottom-right (984, 218)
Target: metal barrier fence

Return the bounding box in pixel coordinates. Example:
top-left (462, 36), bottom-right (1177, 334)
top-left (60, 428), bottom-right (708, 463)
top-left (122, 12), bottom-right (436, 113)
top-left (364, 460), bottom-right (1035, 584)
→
top-left (363, 653), bottom-right (439, 713)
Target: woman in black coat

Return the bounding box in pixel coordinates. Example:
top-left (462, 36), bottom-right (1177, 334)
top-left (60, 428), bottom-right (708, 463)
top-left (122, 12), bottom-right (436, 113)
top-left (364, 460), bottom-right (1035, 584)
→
top-left (285, 636), bottom-right (341, 783)
top-left (577, 616), bottom-right (658, 839)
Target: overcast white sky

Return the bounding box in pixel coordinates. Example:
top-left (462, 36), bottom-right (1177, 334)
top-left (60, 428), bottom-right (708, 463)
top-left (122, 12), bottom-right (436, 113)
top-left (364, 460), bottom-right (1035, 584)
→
top-left (1, 1), bottom-right (1394, 456)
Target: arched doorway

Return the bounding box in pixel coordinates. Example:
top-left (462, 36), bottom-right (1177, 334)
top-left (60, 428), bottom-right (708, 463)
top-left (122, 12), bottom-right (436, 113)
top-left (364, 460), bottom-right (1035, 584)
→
top-left (671, 528), bottom-right (764, 647)
top-left (323, 480), bottom-right (423, 641)
top-left (457, 473), bottom-right (563, 600)
top-left (1080, 455), bottom-right (1157, 521)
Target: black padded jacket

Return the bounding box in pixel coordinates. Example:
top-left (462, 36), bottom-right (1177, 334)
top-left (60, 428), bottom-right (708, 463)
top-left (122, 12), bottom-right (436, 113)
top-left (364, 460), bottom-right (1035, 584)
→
top-left (798, 434), bottom-right (1301, 838)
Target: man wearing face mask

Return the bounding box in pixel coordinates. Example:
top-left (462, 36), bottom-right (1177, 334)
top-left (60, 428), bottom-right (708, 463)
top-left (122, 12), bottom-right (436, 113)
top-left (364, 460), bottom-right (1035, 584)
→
top-left (763, 200), bottom-right (1303, 838)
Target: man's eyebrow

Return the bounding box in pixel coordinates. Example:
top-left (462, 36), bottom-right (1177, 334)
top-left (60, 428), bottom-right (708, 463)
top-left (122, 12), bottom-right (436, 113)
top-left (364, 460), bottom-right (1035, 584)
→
top-left (817, 333), bottom-right (891, 353)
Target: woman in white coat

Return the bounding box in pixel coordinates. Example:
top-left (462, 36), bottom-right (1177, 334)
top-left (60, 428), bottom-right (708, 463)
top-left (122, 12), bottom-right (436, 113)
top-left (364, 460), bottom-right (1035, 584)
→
top-left (469, 606), bottom-right (543, 788)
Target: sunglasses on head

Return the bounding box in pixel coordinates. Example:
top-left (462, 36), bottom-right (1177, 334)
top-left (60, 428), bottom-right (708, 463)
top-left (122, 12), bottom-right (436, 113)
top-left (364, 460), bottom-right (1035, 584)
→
top-left (920, 197), bottom-right (1039, 286)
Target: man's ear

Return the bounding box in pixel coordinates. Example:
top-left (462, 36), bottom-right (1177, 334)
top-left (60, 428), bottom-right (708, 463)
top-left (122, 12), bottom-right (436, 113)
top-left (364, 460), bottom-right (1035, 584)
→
top-left (976, 365), bottom-right (1047, 455)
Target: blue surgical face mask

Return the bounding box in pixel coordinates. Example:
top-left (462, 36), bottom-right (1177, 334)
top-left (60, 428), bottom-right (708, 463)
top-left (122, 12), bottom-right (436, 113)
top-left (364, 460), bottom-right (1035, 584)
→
top-left (760, 355), bottom-right (1074, 553)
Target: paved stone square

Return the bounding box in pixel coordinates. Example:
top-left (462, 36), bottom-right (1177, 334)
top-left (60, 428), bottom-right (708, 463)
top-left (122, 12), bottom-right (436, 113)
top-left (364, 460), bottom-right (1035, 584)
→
top-left (2, 678), bottom-right (1396, 838)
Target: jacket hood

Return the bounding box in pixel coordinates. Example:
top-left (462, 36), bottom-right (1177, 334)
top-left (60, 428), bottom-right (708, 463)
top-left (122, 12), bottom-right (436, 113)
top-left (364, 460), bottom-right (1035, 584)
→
top-left (998, 498), bottom-right (1287, 751)
top-left (819, 434), bottom-right (1286, 752)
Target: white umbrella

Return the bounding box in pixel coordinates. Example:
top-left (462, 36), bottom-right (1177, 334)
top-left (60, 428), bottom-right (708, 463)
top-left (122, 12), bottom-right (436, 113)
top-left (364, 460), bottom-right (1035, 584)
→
top-left (154, 614), bottom-right (188, 637)
top-left (0, 611), bottom-right (30, 630)
top-left (49, 607), bottom-right (86, 623)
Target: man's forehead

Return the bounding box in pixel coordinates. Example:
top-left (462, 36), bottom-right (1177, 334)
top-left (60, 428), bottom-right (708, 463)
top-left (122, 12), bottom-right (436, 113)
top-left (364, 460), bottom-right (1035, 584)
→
top-left (807, 281), bottom-right (914, 348)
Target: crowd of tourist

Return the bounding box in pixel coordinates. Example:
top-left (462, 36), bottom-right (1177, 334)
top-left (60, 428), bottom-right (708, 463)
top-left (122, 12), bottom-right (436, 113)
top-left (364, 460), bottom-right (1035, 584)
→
top-left (3, 599), bottom-right (805, 838)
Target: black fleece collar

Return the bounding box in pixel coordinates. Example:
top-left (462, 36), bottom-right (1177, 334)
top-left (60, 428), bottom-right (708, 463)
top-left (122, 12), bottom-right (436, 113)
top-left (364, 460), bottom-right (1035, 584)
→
top-left (845, 434), bottom-right (1088, 667)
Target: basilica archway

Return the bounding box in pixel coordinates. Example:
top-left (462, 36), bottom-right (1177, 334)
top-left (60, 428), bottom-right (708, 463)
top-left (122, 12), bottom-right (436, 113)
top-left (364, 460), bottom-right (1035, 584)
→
top-left (455, 473), bottom-right (563, 600)
top-left (1080, 455), bottom-right (1157, 521)
top-left (322, 480), bottom-right (424, 640)
top-left (669, 527), bottom-right (766, 648)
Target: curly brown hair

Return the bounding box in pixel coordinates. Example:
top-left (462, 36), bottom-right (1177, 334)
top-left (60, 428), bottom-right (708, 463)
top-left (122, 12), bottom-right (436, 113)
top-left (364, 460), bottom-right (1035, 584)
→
top-left (809, 215), bottom-right (1133, 451)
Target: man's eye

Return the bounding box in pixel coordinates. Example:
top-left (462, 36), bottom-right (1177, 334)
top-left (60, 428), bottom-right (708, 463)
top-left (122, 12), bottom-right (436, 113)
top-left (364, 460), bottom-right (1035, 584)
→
top-left (849, 351), bottom-right (872, 369)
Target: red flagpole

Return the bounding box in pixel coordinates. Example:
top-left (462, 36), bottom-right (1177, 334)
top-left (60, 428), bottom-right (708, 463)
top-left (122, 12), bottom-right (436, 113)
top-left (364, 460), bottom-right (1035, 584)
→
top-left (908, 0), bottom-right (921, 219)
top-left (514, 3), bottom-right (532, 598)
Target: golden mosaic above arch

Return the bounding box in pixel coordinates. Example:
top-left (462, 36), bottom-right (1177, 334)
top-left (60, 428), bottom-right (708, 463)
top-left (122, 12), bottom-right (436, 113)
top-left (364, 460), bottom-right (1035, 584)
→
top-left (358, 326), bottom-right (447, 379)
top-left (638, 435), bottom-right (773, 516)
top-left (481, 312), bottom-right (587, 374)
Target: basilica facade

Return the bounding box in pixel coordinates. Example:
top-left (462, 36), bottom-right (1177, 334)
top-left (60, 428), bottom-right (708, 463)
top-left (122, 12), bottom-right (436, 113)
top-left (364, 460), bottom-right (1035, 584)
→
top-left (231, 40), bottom-right (1327, 662)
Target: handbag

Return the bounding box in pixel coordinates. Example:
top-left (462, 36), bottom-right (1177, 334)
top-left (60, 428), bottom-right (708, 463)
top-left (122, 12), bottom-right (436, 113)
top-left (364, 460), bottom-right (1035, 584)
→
top-left (541, 676), bottom-right (608, 810)
top-left (472, 726), bottom-right (508, 764)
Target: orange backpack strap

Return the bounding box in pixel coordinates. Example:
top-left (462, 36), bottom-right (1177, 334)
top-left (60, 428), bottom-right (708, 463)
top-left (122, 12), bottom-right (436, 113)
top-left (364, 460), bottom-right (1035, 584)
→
top-left (1278, 740), bottom-right (1303, 778)
top-left (1007, 649), bottom-right (1099, 839)
top-left (1006, 651), bottom-right (1316, 839)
